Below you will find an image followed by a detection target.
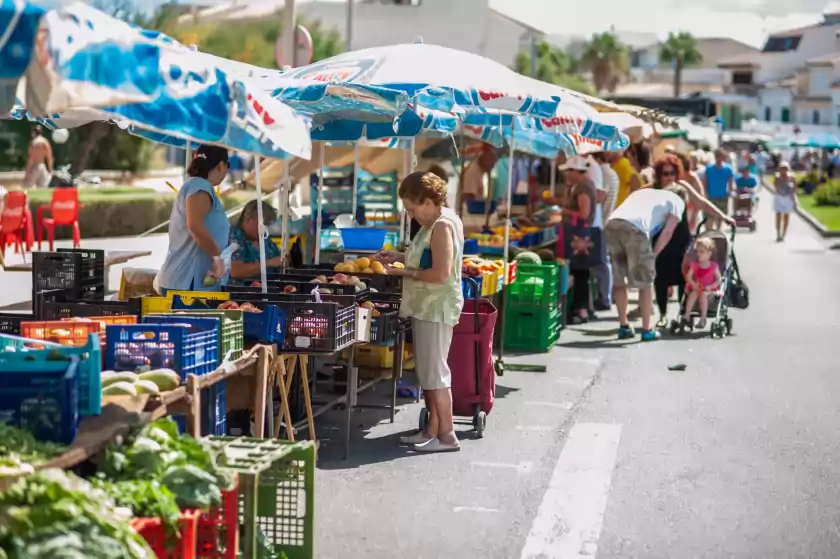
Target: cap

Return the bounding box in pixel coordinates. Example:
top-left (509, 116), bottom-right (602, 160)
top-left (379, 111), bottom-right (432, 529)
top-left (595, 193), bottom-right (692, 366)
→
top-left (778, 161), bottom-right (790, 169)
top-left (558, 155), bottom-right (589, 171)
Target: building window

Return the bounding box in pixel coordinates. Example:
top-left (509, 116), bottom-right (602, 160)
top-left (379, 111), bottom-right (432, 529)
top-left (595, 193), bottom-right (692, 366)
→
top-left (762, 35), bottom-right (802, 53)
top-left (764, 107), bottom-right (772, 121)
top-left (813, 110), bottom-right (820, 124)
top-left (732, 71), bottom-right (754, 85)
top-left (781, 107), bottom-right (791, 122)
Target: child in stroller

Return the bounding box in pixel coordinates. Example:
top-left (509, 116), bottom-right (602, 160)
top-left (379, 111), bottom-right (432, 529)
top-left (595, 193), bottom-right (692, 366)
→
top-left (682, 237), bottom-right (722, 329)
top-left (733, 167), bottom-right (759, 231)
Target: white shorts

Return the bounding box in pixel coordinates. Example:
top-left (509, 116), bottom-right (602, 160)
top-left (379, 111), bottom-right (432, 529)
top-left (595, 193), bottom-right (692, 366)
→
top-left (411, 318), bottom-right (454, 390)
top-left (774, 195), bottom-right (795, 214)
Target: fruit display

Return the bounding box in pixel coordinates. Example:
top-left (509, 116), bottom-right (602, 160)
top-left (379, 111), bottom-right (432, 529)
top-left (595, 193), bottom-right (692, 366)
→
top-left (333, 256), bottom-right (388, 275)
top-left (461, 258), bottom-right (504, 278)
top-left (101, 368), bottom-right (181, 397)
top-left (218, 300), bottom-right (262, 312)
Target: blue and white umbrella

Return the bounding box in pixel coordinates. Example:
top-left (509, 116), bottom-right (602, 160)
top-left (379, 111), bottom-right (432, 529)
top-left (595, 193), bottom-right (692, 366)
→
top-left (3, 2), bottom-right (313, 159)
top-left (279, 43), bottom-right (562, 125)
top-left (0, 0), bottom-right (44, 114)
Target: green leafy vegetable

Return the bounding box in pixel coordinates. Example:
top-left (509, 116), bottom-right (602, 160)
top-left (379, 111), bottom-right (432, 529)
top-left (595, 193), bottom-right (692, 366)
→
top-left (93, 479), bottom-right (181, 539)
top-left (0, 469), bottom-right (154, 559)
top-left (0, 423), bottom-right (66, 478)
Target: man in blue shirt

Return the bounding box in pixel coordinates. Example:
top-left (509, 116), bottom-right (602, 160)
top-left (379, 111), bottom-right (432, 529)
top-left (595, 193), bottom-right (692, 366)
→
top-left (702, 149), bottom-right (735, 230)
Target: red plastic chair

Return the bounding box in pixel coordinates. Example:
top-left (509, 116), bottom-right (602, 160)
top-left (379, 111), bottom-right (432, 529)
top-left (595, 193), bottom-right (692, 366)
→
top-left (37, 187), bottom-right (81, 251)
top-left (0, 191), bottom-right (28, 259)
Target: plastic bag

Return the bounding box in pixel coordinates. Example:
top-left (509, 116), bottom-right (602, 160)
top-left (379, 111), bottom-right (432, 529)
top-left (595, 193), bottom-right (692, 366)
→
top-left (202, 243), bottom-right (239, 287)
top-left (119, 267), bottom-right (159, 300)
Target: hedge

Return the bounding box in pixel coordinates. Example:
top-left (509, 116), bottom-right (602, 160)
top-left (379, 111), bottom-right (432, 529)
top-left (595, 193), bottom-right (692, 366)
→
top-left (20, 187), bottom-right (256, 240)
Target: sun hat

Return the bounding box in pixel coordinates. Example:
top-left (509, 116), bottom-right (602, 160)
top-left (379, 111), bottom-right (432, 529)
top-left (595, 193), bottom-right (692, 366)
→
top-left (558, 155), bottom-right (589, 171)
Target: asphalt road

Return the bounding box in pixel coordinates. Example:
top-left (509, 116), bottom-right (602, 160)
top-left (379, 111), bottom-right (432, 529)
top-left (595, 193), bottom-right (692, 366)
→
top-left (314, 195), bottom-right (840, 559)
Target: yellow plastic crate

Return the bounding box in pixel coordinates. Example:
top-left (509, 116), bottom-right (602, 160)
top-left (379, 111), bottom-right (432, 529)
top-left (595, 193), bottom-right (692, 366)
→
top-left (354, 345), bottom-right (395, 369)
top-left (140, 290), bottom-right (230, 317)
top-left (480, 269), bottom-right (502, 296)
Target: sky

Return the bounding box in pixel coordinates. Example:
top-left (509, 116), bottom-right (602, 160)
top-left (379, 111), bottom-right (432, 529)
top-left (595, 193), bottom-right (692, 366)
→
top-left (38, 0), bottom-right (835, 48)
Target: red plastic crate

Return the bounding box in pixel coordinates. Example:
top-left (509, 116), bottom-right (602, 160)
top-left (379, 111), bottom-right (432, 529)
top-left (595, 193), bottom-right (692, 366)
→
top-left (132, 509), bottom-right (200, 559)
top-left (196, 476), bottom-right (239, 559)
top-left (61, 315), bottom-right (138, 348)
top-left (21, 320), bottom-right (101, 347)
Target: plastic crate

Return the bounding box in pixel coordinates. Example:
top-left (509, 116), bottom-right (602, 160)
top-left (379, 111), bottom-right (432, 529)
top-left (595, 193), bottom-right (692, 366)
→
top-left (338, 228), bottom-right (387, 251)
top-left (461, 276), bottom-right (483, 299)
top-left (41, 295), bottom-right (141, 320)
top-left (353, 344), bottom-right (396, 369)
top-left (141, 291), bottom-right (231, 317)
top-left (106, 321), bottom-right (220, 379)
top-left (196, 477), bottom-right (239, 559)
top-left (31, 250), bottom-right (104, 315)
top-left (365, 293), bottom-right (400, 345)
top-left (0, 356), bottom-right (80, 443)
top-left (0, 312), bottom-right (30, 335)
top-left (204, 438), bottom-right (316, 559)
top-left (503, 306), bottom-right (561, 353)
top-left (21, 319), bottom-right (102, 347)
top-left (280, 301), bottom-right (355, 353)
top-left (170, 296), bottom-right (285, 345)
top-left (466, 200), bottom-right (497, 214)
top-left (0, 333), bottom-right (101, 416)
top-left (57, 248), bottom-right (105, 296)
top-left (288, 267), bottom-right (403, 295)
top-left (200, 381), bottom-right (227, 437)
top-left (153, 310), bottom-right (244, 363)
top-left (463, 239), bottom-right (479, 254)
top-left (131, 509), bottom-right (200, 559)
top-left (62, 315), bottom-right (138, 349)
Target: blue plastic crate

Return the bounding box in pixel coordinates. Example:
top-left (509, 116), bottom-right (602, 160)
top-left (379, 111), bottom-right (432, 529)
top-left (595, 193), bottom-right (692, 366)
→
top-left (461, 276), bottom-right (483, 299)
top-left (339, 228), bottom-right (388, 251)
top-left (0, 333), bottom-right (101, 417)
top-left (106, 321), bottom-right (219, 380)
top-left (170, 296), bottom-right (286, 345)
top-left (173, 382), bottom-right (227, 437)
top-left (463, 239), bottom-right (479, 255)
top-left (466, 200), bottom-right (498, 214)
top-left (0, 357), bottom-right (80, 444)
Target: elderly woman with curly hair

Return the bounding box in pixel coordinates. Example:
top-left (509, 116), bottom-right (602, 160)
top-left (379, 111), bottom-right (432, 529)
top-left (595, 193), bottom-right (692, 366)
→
top-left (376, 171), bottom-right (464, 453)
top-left (650, 154), bottom-right (734, 326)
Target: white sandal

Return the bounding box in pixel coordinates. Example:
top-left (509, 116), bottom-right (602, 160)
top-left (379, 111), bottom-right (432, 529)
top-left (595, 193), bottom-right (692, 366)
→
top-left (413, 437), bottom-right (461, 453)
top-left (399, 432), bottom-right (432, 446)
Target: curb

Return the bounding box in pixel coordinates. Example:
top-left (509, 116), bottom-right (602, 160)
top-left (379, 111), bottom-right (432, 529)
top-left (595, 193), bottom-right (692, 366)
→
top-left (762, 180), bottom-right (840, 239)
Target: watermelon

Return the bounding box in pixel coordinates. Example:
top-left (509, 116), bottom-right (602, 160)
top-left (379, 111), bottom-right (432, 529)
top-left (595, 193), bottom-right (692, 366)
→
top-left (514, 251), bottom-right (541, 264)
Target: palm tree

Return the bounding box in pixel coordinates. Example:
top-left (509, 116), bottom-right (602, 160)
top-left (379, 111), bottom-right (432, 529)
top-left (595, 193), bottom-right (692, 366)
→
top-left (580, 32), bottom-right (629, 94)
top-left (659, 31), bottom-right (703, 98)
top-left (513, 41), bottom-right (594, 95)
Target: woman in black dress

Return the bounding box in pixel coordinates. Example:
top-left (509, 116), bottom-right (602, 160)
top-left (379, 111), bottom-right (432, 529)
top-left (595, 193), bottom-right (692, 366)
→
top-left (651, 154), bottom-right (734, 328)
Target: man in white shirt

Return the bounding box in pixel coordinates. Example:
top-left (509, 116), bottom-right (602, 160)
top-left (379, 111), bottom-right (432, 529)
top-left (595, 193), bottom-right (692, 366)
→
top-left (591, 152), bottom-right (619, 309)
top-left (605, 186), bottom-right (686, 342)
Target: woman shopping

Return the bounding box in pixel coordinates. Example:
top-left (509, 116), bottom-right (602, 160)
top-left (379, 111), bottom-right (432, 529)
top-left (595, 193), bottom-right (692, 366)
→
top-left (376, 171), bottom-right (464, 453)
top-left (650, 154), bottom-right (734, 327)
top-left (158, 145), bottom-right (231, 293)
top-left (773, 161), bottom-right (797, 242)
top-left (229, 200), bottom-right (284, 281)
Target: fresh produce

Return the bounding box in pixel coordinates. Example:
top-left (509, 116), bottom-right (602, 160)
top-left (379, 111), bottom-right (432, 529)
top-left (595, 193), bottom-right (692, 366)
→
top-left (137, 369), bottom-right (180, 392)
top-left (132, 380), bottom-right (160, 395)
top-left (334, 256), bottom-right (390, 275)
top-left (514, 251), bottom-right (542, 264)
top-left (0, 469), bottom-right (155, 559)
top-left (0, 423), bottom-right (65, 476)
top-left (102, 371), bottom-right (139, 387)
top-left (217, 300), bottom-right (261, 312)
top-left (101, 418), bottom-right (234, 510)
top-left (93, 479), bottom-right (181, 539)
top-left (462, 258), bottom-right (504, 278)
top-left (103, 382), bottom-right (138, 397)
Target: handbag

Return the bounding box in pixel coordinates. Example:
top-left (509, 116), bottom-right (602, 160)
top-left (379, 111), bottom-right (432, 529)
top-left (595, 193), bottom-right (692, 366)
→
top-left (557, 213), bottom-right (606, 271)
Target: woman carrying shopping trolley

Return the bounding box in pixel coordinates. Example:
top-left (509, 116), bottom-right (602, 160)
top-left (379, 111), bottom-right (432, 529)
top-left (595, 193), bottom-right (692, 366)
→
top-left (376, 171), bottom-right (464, 453)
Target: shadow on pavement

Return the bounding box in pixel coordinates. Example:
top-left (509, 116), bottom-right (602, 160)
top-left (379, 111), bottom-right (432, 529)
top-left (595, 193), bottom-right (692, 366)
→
top-left (495, 384), bottom-right (520, 398)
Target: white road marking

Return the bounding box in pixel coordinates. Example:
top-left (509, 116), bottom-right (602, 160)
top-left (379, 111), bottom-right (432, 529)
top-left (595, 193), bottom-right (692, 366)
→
top-left (471, 461), bottom-right (534, 475)
top-left (520, 423), bottom-right (623, 559)
top-left (453, 506), bottom-right (500, 513)
top-left (516, 425), bottom-right (554, 432)
top-left (525, 401), bottom-right (574, 409)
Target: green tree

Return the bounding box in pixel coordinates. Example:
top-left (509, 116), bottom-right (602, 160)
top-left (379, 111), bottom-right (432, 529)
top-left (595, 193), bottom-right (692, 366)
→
top-left (659, 31), bottom-right (703, 98)
top-left (513, 41), bottom-right (594, 95)
top-left (581, 32), bottom-right (629, 94)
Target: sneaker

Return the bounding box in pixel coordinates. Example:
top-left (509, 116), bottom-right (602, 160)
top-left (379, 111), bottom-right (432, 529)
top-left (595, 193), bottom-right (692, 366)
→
top-left (618, 325), bottom-right (636, 340)
top-left (641, 329), bottom-right (661, 342)
top-left (656, 315), bottom-right (669, 328)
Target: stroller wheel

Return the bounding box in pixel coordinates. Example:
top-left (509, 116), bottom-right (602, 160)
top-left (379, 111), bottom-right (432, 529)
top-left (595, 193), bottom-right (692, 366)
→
top-left (419, 408), bottom-right (430, 431)
top-left (750, 222), bottom-right (757, 232)
top-left (669, 320), bottom-right (680, 336)
top-left (474, 409), bottom-right (487, 438)
top-left (725, 318), bottom-right (733, 335)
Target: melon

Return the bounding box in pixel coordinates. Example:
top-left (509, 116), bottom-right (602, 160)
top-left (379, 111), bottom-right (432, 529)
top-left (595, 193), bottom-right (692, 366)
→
top-left (514, 251), bottom-right (541, 265)
top-left (102, 371), bottom-right (138, 387)
top-left (103, 381), bottom-right (138, 396)
top-left (138, 369), bottom-right (181, 392)
top-left (133, 379), bottom-right (161, 395)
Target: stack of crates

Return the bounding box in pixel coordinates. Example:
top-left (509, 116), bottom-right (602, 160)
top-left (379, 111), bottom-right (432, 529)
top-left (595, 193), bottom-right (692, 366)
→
top-left (503, 261), bottom-right (561, 353)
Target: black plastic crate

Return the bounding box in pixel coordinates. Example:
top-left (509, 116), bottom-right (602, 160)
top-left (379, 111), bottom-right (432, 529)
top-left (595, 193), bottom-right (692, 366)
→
top-left (366, 293), bottom-right (401, 345)
top-left (58, 248), bottom-right (105, 297)
top-left (289, 266), bottom-right (404, 295)
top-left (229, 289), bottom-right (358, 310)
top-left (0, 312), bottom-right (32, 335)
top-left (32, 250), bottom-right (105, 315)
top-left (40, 296), bottom-right (141, 321)
top-left (280, 301), bottom-right (355, 353)
top-left (228, 279), bottom-right (366, 300)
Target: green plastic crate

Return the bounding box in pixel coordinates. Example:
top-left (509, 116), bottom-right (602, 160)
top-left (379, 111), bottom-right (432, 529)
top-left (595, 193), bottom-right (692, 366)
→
top-left (503, 306), bottom-right (560, 353)
top-left (205, 437), bottom-right (315, 559)
top-left (166, 310), bottom-right (244, 362)
top-left (507, 262), bottom-right (560, 310)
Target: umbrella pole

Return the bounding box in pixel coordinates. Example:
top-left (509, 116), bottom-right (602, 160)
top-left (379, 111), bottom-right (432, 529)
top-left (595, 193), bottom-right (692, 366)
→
top-left (456, 128), bottom-right (466, 218)
top-left (352, 141), bottom-right (360, 223)
top-left (400, 137), bottom-right (415, 246)
top-left (255, 158), bottom-right (268, 294)
top-left (315, 144), bottom-right (325, 265)
top-left (185, 144), bottom-right (192, 182)
top-left (550, 126), bottom-right (558, 198)
top-left (281, 162), bottom-right (291, 272)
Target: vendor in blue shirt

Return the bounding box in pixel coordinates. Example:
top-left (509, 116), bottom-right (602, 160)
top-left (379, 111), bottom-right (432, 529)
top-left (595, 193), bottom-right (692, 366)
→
top-left (735, 166), bottom-right (759, 201)
top-left (702, 149), bottom-right (735, 230)
top-left (229, 200), bottom-right (284, 281)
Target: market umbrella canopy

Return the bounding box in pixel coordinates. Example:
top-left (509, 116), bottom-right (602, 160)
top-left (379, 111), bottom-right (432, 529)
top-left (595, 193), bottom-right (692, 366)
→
top-left (0, 0), bottom-right (44, 114)
top-left (279, 43), bottom-right (561, 125)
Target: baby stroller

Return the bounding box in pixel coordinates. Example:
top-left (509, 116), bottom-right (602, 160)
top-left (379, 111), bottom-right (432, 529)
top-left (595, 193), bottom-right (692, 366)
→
top-left (732, 192), bottom-right (757, 231)
top-left (670, 222), bottom-right (740, 339)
